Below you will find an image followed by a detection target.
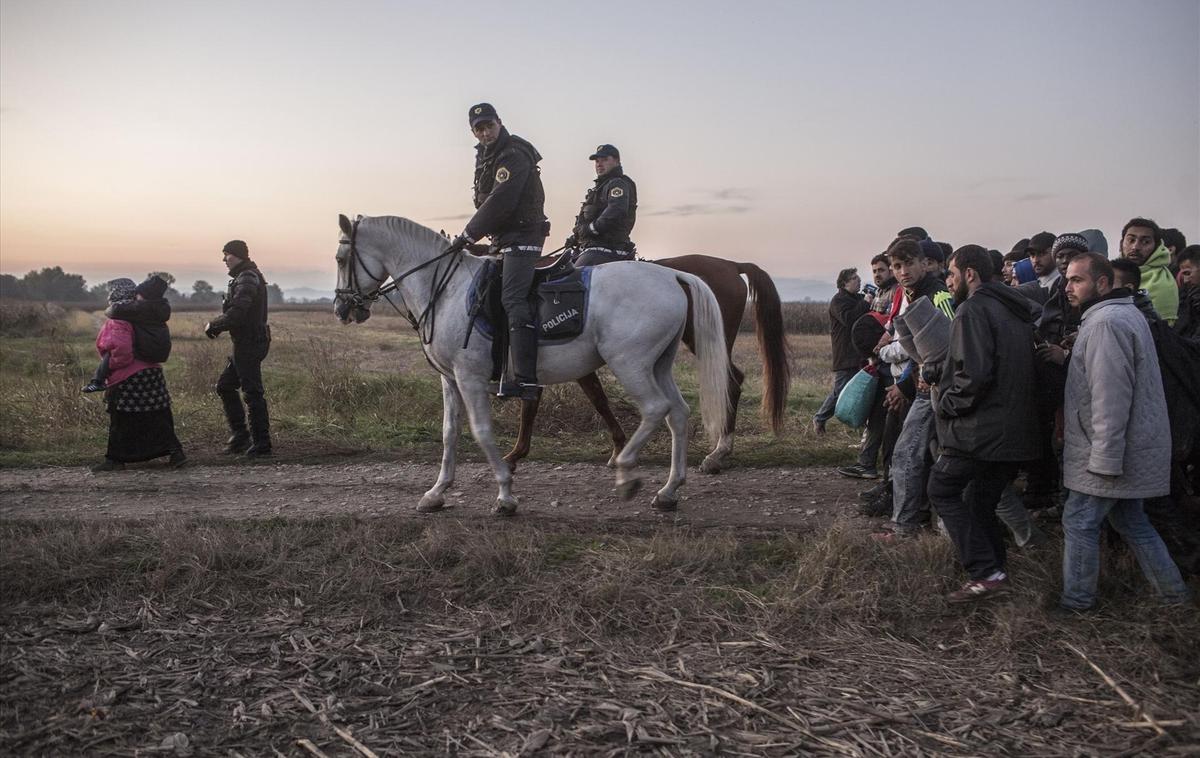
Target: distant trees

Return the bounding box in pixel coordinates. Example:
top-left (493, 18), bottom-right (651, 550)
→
top-left (1, 266), bottom-right (303, 305)
top-left (0, 267), bottom-right (91, 301)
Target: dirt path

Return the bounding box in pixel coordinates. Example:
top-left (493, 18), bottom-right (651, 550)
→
top-left (0, 459), bottom-right (871, 529)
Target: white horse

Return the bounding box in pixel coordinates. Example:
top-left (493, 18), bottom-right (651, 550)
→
top-left (333, 214), bottom-right (730, 516)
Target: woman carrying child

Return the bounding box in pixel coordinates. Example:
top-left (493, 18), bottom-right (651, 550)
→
top-left (90, 277), bottom-right (186, 472)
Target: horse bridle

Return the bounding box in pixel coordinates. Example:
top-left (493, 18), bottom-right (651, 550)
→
top-left (334, 216), bottom-right (464, 342)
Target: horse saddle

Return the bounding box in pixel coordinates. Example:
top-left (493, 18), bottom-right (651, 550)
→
top-left (467, 252), bottom-right (594, 346)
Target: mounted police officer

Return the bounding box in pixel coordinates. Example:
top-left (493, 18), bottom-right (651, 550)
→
top-left (444, 103), bottom-right (549, 401)
top-left (204, 240), bottom-right (272, 458)
top-left (566, 144), bottom-right (638, 266)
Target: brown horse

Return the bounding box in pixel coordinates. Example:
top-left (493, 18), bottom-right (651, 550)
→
top-left (504, 254), bottom-right (790, 474)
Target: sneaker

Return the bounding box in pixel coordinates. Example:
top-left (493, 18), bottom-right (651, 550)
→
top-left (244, 444), bottom-right (273, 460)
top-left (90, 459), bottom-right (125, 473)
top-left (812, 419), bottom-right (826, 435)
top-left (858, 490), bottom-right (893, 517)
top-left (81, 381), bottom-right (106, 394)
top-left (168, 450), bottom-right (188, 469)
top-left (224, 433), bottom-right (251, 455)
top-left (947, 575), bottom-right (1010, 603)
top-left (858, 481), bottom-right (888, 501)
top-left (837, 464), bottom-right (879, 480)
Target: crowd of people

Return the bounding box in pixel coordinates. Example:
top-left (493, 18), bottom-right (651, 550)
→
top-left (816, 220), bottom-right (1199, 611)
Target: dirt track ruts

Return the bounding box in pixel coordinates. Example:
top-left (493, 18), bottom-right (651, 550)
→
top-left (0, 460), bottom-right (865, 528)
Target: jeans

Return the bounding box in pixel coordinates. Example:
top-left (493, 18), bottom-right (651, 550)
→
top-left (927, 455), bottom-right (1018, 580)
top-left (890, 394), bottom-right (935, 533)
top-left (814, 368), bottom-right (858, 424)
top-left (1060, 490), bottom-right (1191, 610)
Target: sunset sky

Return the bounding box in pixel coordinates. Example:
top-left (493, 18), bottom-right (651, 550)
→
top-left (2, 1), bottom-right (1197, 292)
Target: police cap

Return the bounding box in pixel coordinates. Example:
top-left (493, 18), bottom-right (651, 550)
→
top-left (588, 144), bottom-right (620, 161)
top-left (468, 103), bottom-right (499, 127)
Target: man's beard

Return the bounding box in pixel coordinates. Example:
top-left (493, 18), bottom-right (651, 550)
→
top-left (953, 279), bottom-right (970, 305)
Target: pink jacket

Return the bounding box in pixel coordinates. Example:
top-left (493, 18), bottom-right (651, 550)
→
top-left (96, 319), bottom-right (158, 386)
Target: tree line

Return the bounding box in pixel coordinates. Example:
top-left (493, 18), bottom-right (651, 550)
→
top-left (0, 267), bottom-right (285, 305)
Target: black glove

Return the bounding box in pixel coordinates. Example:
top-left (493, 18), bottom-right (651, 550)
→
top-left (445, 233), bottom-right (472, 254)
top-left (204, 322), bottom-right (219, 340)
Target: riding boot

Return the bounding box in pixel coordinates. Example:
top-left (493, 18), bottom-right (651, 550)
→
top-left (499, 325), bottom-right (541, 401)
top-left (220, 390), bottom-right (250, 454)
top-left (244, 394), bottom-right (273, 458)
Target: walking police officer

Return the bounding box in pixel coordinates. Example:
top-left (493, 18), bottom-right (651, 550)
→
top-left (204, 240), bottom-right (273, 458)
top-left (566, 144), bottom-right (638, 266)
top-left (445, 103), bottom-right (549, 401)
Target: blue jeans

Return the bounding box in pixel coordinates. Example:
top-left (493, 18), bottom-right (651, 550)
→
top-left (890, 394), bottom-right (935, 533)
top-left (1061, 490), bottom-right (1191, 610)
top-left (813, 368), bottom-right (858, 424)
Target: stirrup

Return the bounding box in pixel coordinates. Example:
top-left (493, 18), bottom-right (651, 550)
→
top-left (495, 379), bottom-right (541, 401)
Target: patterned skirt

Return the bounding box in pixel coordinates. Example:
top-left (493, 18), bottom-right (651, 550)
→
top-left (105, 369), bottom-right (181, 463)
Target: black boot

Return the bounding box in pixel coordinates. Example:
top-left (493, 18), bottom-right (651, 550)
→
top-left (497, 326), bottom-right (541, 401)
top-left (220, 390), bottom-right (250, 453)
top-left (244, 394), bottom-right (272, 459)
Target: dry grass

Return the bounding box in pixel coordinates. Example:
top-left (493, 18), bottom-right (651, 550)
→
top-left (1, 517), bottom-right (1196, 755)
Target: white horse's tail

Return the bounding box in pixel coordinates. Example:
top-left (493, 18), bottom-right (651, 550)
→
top-left (675, 272), bottom-right (731, 445)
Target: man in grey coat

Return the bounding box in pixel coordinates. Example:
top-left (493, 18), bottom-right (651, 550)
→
top-left (1057, 253), bottom-right (1190, 611)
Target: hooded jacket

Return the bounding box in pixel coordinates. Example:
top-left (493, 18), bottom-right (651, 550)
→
top-left (1138, 243), bottom-right (1179, 326)
top-left (933, 281), bottom-right (1039, 461)
top-left (1063, 294), bottom-right (1170, 498)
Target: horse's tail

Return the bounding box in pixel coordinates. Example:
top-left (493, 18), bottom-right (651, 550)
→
top-left (675, 272), bottom-right (731, 445)
top-left (737, 262), bottom-right (791, 435)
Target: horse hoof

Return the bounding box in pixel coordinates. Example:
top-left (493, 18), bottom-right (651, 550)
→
top-left (700, 456), bottom-right (723, 475)
top-left (416, 494), bottom-right (445, 513)
top-left (606, 454), bottom-right (619, 469)
top-left (616, 478), bottom-right (642, 501)
top-left (492, 498), bottom-right (518, 517)
top-left (651, 494), bottom-right (678, 512)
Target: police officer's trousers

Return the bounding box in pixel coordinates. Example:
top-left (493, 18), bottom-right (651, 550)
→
top-left (499, 245), bottom-right (542, 385)
top-left (216, 338), bottom-right (271, 447)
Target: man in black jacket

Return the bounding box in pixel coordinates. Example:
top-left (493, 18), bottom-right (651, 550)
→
top-left (813, 268), bottom-right (869, 434)
top-left (205, 240), bottom-right (272, 458)
top-left (567, 144), bottom-right (638, 266)
top-left (928, 245), bottom-right (1039, 603)
top-left (444, 103), bottom-right (549, 401)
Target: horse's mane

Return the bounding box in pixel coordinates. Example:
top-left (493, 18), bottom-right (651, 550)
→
top-left (371, 216), bottom-right (448, 249)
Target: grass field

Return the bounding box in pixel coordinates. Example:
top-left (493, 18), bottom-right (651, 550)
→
top-left (2, 300), bottom-right (1197, 755)
top-left (0, 301), bottom-right (855, 469)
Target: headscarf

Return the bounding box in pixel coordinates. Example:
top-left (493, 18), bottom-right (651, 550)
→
top-left (106, 278), bottom-right (137, 304)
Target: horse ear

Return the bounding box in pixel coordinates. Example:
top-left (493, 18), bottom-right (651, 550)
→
top-left (339, 214), bottom-right (352, 235)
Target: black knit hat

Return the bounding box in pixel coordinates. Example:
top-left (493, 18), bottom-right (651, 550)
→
top-left (222, 240), bottom-right (249, 259)
top-left (468, 102), bottom-right (499, 127)
top-left (135, 275), bottom-right (169, 300)
top-left (851, 312), bottom-right (888, 359)
top-left (1026, 232), bottom-right (1056, 254)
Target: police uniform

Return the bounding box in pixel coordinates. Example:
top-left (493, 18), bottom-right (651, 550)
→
top-left (459, 103), bottom-right (549, 397)
top-left (206, 241), bottom-right (272, 456)
top-left (571, 144), bottom-right (638, 267)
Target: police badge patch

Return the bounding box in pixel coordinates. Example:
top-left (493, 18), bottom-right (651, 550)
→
top-left (496, 167), bottom-right (511, 183)
top-left (610, 187), bottom-right (624, 198)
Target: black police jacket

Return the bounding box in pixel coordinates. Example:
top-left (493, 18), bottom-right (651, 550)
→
top-left (465, 127), bottom-right (548, 248)
top-left (573, 167), bottom-right (637, 249)
top-left (209, 260), bottom-right (270, 343)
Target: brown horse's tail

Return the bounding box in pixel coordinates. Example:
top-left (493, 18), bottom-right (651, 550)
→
top-left (737, 262), bottom-right (791, 435)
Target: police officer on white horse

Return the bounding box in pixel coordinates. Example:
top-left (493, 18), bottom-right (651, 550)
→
top-left (444, 103), bottom-right (549, 401)
top-left (566, 144), bottom-right (638, 266)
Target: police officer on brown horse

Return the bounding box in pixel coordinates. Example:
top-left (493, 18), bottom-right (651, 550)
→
top-left (444, 103), bottom-right (549, 401)
top-left (566, 144), bottom-right (638, 266)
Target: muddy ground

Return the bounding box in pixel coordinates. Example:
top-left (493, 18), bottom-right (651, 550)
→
top-left (0, 459), bottom-right (868, 529)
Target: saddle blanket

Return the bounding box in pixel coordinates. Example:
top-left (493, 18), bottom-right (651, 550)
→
top-left (467, 261), bottom-right (594, 344)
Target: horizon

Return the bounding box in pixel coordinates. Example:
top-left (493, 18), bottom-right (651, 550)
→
top-left (2, 1), bottom-right (1197, 292)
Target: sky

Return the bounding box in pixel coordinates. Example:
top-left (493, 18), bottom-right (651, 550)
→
top-left (2, 0), bottom-right (1198, 292)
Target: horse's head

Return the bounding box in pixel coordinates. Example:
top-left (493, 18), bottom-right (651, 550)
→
top-left (334, 213), bottom-right (379, 324)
